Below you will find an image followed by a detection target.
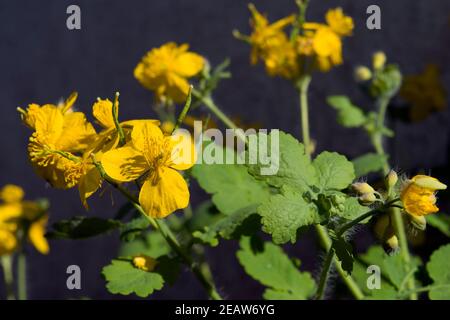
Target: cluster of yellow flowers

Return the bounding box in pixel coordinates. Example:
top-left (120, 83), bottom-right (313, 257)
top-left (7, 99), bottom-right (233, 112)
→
top-left (0, 184), bottom-right (49, 256)
top-left (236, 5), bottom-right (354, 79)
top-left (18, 92), bottom-right (194, 218)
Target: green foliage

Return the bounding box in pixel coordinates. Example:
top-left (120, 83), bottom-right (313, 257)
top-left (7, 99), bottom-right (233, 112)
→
top-left (352, 153), bottom-right (388, 178)
top-left (369, 64), bottom-right (402, 99)
top-left (427, 214), bottom-right (450, 237)
top-left (46, 216), bottom-right (122, 239)
top-left (248, 131), bottom-right (317, 191)
top-left (192, 153), bottom-right (271, 215)
top-left (193, 205), bottom-right (259, 246)
top-left (331, 233), bottom-right (354, 274)
top-left (426, 244), bottom-right (450, 300)
top-left (120, 216), bottom-right (150, 242)
top-left (119, 232), bottom-right (171, 258)
top-left (353, 246), bottom-right (421, 299)
top-left (258, 187), bottom-right (321, 244)
top-left (312, 151), bottom-right (355, 191)
top-left (237, 237), bottom-right (316, 300)
top-left (338, 197), bottom-right (370, 221)
top-left (102, 259), bottom-right (164, 298)
top-left (326, 96), bottom-right (367, 128)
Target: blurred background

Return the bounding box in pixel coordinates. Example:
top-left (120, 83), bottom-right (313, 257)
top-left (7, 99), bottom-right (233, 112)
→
top-left (0, 0), bottom-right (449, 299)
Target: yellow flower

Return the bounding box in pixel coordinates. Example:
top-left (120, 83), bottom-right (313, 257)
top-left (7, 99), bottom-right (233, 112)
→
top-left (0, 229), bottom-right (17, 256)
top-left (245, 4), bottom-right (298, 79)
top-left (134, 42), bottom-right (204, 104)
top-left (325, 8), bottom-right (354, 37)
top-left (20, 93), bottom-right (96, 189)
top-left (401, 175), bottom-right (447, 217)
top-left (133, 255), bottom-right (158, 272)
top-left (0, 185), bottom-right (50, 255)
top-left (400, 64), bottom-right (447, 121)
top-left (101, 122), bottom-right (195, 218)
top-left (304, 24), bottom-right (343, 72)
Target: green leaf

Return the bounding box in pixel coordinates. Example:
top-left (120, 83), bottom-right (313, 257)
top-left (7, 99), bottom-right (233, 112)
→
top-left (426, 244), bottom-right (450, 300)
top-left (120, 216), bottom-right (150, 242)
top-left (352, 261), bottom-right (398, 299)
top-left (339, 197), bottom-right (371, 221)
top-left (192, 150), bottom-right (271, 215)
top-left (257, 187), bottom-right (321, 244)
top-left (119, 232), bottom-right (171, 258)
top-left (248, 131), bottom-right (317, 192)
top-left (193, 205), bottom-right (259, 247)
top-left (312, 151), bottom-right (355, 191)
top-left (327, 96), bottom-right (367, 128)
top-left (102, 259), bottom-right (164, 298)
top-left (331, 234), bottom-right (354, 274)
top-left (187, 201), bottom-right (225, 232)
top-left (357, 246), bottom-right (420, 292)
top-left (46, 216), bottom-right (122, 239)
top-left (427, 214), bottom-right (450, 237)
top-left (352, 153), bottom-right (388, 178)
top-left (237, 237), bottom-right (316, 300)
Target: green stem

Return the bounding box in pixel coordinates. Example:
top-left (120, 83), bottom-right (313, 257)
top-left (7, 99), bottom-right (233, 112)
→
top-left (172, 86), bottom-right (193, 134)
top-left (315, 225), bottom-right (365, 300)
top-left (369, 95), bottom-right (417, 300)
top-left (398, 284), bottom-right (450, 298)
top-left (298, 75), bottom-right (312, 159)
top-left (112, 92), bottom-right (126, 146)
top-left (1, 255), bottom-right (15, 300)
top-left (92, 159), bottom-right (222, 300)
top-left (17, 251), bottom-right (27, 300)
top-left (193, 90), bottom-right (247, 144)
top-left (315, 248), bottom-right (334, 300)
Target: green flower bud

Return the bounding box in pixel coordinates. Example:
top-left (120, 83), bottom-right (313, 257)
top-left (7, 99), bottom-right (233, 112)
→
top-left (352, 182), bottom-right (375, 195)
top-left (386, 170), bottom-right (398, 189)
top-left (354, 66), bottom-right (372, 82)
top-left (358, 193), bottom-right (377, 206)
top-left (372, 51), bottom-right (386, 70)
top-left (408, 214), bottom-right (427, 231)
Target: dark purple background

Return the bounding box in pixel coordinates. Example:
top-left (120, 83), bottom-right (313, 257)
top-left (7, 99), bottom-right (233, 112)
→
top-left (0, 0), bottom-right (449, 299)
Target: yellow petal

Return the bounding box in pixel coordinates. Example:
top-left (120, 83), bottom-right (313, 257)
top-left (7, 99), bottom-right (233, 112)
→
top-left (58, 112), bottom-right (97, 152)
top-left (34, 105), bottom-right (64, 145)
top-left (0, 203), bottom-right (22, 224)
top-left (139, 168), bottom-right (189, 218)
top-left (92, 99), bottom-right (115, 129)
top-left (131, 121), bottom-right (164, 152)
top-left (101, 146), bottom-right (148, 182)
top-left (167, 130), bottom-right (196, 171)
top-left (28, 215), bottom-right (50, 255)
top-left (0, 185), bottom-right (24, 203)
top-left (79, 166), bottom-right (102, 209)
top-left (173, 52), bottom-right (204, 77)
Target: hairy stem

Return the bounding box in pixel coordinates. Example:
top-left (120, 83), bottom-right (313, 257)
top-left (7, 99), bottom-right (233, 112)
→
top-left (315, 247), bottom-right (334, 300)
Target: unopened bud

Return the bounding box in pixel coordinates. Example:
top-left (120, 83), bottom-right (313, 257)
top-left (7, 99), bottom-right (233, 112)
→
top-left (354, 66), bottom-right (372, 82)
top-left (358, 193), bottom-right (377, 206)
top-left (372, 51), bottom-right (386, 70)
top-left (386, 170), bottom-right (398, 189)
top-left (408, 214), bottom-right (427, 231)
top-left (352, 182), bottom-right (375, 195)
top-left (384, 234), bottom-right (399, 253)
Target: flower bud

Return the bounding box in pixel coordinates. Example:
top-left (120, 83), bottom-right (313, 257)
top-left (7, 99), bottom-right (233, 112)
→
top-left (372, 51), bottom-right (386, 70)
top-left (408, 214), bottom-right (427, 231)
top-left (352, 182), bottom-right (375, 195)
top-left (354, 66), bottom-right (372, 82)
top-left (385, 170), bottom-right (398, 189)
top-left (358, 192), bottom-right (377, 206)
top-left (384, 234), bottom-right (399, 253)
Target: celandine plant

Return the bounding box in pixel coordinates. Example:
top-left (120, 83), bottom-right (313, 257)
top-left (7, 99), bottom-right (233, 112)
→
top-left (6, 0), bottom-right (449, 300)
